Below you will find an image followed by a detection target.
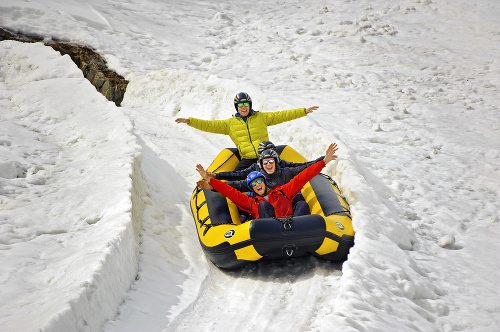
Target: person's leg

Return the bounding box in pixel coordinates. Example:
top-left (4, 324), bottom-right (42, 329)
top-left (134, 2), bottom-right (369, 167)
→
top-left (235, 158), bottom-right (258, 171)
top-left (292, 192), bottom-right (305, 205)
top-left (258, 201), bottom-right (276, 218)
top-left (238, 208), bottom-right (249, 222)
top-left (293, 201), bottom-right (310, 216)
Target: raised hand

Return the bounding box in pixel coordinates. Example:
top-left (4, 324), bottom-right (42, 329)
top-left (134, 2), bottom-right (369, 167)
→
top-left (323, 143), bottom-right (339, 164)
top-left (175, 118), bottom-right (190, 124)
top-left (196, 164), bottom-right (209, 181)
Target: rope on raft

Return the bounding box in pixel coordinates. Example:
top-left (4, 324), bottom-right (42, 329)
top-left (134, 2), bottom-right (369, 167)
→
top-left (319, 173), bottom-right (352, 219)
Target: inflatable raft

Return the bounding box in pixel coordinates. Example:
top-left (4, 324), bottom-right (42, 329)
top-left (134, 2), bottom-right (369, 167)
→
top-left (190, 145), bottom-right (354, 269)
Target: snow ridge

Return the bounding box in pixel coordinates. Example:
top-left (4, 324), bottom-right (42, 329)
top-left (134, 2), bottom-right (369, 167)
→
top-left (0, 41), bottom-right (144, 331)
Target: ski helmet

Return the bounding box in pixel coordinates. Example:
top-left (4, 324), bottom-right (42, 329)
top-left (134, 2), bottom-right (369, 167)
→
top-left (234, 92), bottom-right (252, 111)
top-left (246, 171), bottom-right (267, 189)
top-left (259, 149), bottom-right (280, 170)
top-left (257, 141), bottom-right (276, 155)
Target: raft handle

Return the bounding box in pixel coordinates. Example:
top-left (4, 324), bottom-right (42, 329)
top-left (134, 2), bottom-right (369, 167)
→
top-left (275, 216), bottom-right (293, 230)
top-left (282, 245), bottom-right (298, 257)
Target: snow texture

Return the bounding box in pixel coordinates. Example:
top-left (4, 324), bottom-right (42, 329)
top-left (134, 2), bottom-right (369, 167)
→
top-left (1, 0), bottom-right (499, 331)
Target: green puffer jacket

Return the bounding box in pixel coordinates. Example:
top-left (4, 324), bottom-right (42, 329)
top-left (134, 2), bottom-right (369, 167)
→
top-left (188, 108), bottom-right (307, 159)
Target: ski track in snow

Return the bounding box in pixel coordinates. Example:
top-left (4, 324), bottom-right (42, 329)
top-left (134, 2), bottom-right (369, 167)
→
top-left (1, 0), bottom-right (500, 331)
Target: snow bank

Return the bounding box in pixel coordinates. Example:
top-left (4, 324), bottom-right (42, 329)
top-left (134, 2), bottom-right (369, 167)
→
top-left (0, 41), bottom-right (144, 331)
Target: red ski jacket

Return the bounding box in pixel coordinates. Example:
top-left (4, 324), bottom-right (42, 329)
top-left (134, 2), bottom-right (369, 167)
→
top-left (209, 160), bottom-right (326, 219)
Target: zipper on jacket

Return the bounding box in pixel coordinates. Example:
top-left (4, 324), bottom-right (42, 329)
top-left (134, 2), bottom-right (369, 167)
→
top-left (245, 117), bottom-right (258, 157)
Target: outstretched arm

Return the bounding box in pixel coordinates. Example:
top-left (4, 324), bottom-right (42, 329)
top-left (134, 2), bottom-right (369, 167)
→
top-left (280, 155), bottom-right (325, 176)
top-left (196, 164), bottom-right (253, 211)
top-left (263, 108), bottom-right (309, 126)
top-left (214, 163), bottom-right (257, 181)
top-left (282, 143), bottom-right (338, 198)
top-left (183, 118), bottom-right (230, 135)
top-left (196, 165), bottom-right (250, 192)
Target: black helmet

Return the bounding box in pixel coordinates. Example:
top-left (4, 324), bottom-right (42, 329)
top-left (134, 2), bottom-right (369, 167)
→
top-left (257, 141), bottom-right (276, 155)
top-left (234, 92), bottom-right (252, 111)
top-left (259, 149), bottom-right (280, 170)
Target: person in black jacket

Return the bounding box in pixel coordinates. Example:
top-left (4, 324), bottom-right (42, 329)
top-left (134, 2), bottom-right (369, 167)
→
top-left (208, 141), bottom-right (324, 184)
top-left (203, 143), bottom-right (324, 195)
top-left (217, 150), bottom-right (323, 194)
top-left (196, 143), bottom-right (338, 220)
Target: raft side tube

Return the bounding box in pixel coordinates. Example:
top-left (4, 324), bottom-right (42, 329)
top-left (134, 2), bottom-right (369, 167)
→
top-left (203, 189), bottom-right (233, 225)
top-left (309, 175), bottom-right (349, 217)
top-left (207, 147), bottom-right (241, 173)
top-left (307, 173), bottom-right (354, 239)
top-left (276, 145), bottom-right (308, 163)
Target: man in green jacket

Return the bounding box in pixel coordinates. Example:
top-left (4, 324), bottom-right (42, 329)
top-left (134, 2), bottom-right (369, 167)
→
top-left (175, 92), bottom-right (317, 170)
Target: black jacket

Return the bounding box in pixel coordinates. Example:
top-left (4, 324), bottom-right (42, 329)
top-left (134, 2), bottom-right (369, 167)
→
top-left (224, 156), bottom-right (324, 192)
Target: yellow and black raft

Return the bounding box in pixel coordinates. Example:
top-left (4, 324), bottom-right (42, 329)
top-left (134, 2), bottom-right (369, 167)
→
top-left (190, 145), bottom-right (354, 269)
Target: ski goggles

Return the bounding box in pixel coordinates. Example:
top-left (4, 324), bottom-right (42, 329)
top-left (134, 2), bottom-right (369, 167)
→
top-left (250, 178), bottom-right (264, 187)
top-left (262, 159), bottom-right (275, 166)
top-left (237, 102), bottom-right (250, 107)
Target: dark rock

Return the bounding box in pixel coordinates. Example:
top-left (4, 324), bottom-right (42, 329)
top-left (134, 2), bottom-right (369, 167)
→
top-left (0, 27), bottom-right (128, 106)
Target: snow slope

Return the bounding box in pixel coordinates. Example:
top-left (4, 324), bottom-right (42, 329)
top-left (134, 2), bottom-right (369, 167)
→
top-left (1, 0), bottom-right (499, 331)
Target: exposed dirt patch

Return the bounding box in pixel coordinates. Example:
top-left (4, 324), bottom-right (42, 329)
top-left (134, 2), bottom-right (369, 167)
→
top-left (1, 27), bottom-right (128, 106)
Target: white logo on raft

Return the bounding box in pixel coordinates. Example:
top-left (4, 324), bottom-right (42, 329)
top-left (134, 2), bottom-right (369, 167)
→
top-left (224, 230), bottom-right (235, 238)
top-left (335, 222), bottom-right (345, 230)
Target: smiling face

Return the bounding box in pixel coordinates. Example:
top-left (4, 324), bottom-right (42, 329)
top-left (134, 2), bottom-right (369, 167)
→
top-left (261, 157), bottom-right (276, 174)
top-left (250, 177), bottom-right (267, 196)
top-left (237, 104), bottom-right (250, 117)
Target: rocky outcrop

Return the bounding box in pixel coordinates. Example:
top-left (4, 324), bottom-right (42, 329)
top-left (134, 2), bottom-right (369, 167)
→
top-left (1, 28), bottom-right (128, 106)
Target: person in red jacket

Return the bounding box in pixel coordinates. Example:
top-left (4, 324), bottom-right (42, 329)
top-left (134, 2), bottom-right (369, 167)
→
top-left (196, 143), bottom-right (338, 219)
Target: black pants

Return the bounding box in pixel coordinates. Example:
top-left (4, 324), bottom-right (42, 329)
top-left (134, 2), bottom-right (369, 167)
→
top-left (234, 158), bottom-right (258, 171)
top-left (258, 201), bottom-right (310, 218)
